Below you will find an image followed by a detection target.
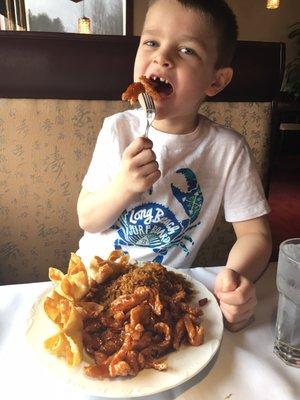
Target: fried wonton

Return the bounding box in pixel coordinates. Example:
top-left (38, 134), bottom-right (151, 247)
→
top-left (44, 331), bottom-right (83, 367)
top-left (89, 250), bottom-right (130, 284)
top-left (49, 253), bottom-right (89, 301)
top-left (44, 294), bottom-right (84, 366)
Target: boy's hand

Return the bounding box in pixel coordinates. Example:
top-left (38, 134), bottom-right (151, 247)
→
top-left (120, 137), bottom-right (161, 194)
top-left (214, 268), bottom-right (257, 332)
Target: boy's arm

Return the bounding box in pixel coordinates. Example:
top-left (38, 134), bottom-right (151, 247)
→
top-left (214, 215), bottom-right (272, 331)
top-left (77, 137), bottom-right (160, 233)
top-left (77, 175), bottom-right (135, 234)
top-left (226, 215), bottom-right (272, 281)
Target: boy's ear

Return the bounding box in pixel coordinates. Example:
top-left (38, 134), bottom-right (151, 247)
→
top-left (205, 67), bottom-right (233, 97)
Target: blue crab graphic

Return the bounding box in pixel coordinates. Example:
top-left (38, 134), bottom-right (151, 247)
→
top-left (112, 168), bottom-right (203, 263)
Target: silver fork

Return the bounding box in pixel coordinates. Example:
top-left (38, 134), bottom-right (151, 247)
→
top-left (141, 92), bottom-right (156, 138)
top-left (141, 92), bottom-right (156, 194)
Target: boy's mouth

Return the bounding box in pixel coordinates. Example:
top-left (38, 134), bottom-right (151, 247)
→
top-left (148, 75), bottom-right (173, 97)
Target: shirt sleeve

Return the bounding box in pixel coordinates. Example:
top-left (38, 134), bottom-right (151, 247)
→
top-left (223, 138), bottom-right (270, 222)
top-left (81, 117), bottom-right (119, 192)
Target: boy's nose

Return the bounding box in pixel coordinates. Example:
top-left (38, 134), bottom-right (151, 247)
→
top-left (153, 53), bottom-right (173, 68)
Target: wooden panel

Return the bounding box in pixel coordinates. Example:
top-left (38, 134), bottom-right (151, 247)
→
top-left (0, 31), bottom-right (285, 101)
top-left (217, 41), bottom-right (285, 101)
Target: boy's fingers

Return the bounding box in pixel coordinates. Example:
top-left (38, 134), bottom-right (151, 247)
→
top-left (124, 137), bottom-right (153, 158)
top-left (222, 307), bottom-right (254, 325)
top-left (221, 297), bottom-right (256, 324)
top-left (220, 295), bottom-right (257, 315)
top-left (218, 277), bottom-right (255, 305)
top-left (143, 169), bottom-right (161, 186)
top-left (139, 161), bottom-right (160, 177)
top-left (215, 268), bottom-right (240, 294)
top-left (133, 148), bottom-right (157, 168)
top-left (225, 315), bottom-right (255, 332)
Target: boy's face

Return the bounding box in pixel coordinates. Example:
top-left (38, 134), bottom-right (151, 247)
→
top-left (134, 0), bottom-right (232, 132)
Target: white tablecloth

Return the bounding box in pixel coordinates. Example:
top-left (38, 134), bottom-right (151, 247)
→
top-left (0, 263), bottom-right (299, 400)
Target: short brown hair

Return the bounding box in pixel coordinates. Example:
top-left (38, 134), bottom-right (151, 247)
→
top-left (148, 0), bottom-right (238, 68)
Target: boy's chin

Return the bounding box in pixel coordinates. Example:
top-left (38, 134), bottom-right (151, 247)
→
top-left (153, 107), bottom-right (169, 121)
top-left (155, 100), bottom-right (178, 117)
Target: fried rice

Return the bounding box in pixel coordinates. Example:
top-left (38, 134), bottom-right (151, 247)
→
top-left (83, 262), bottom-right (194, 308)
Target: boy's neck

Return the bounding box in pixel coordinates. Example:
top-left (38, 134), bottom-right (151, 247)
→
top-left (152, 114), bottom-right (200, 135)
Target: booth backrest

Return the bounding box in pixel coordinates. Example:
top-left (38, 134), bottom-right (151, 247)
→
top-left (0, 32), bottom-right (285, 284)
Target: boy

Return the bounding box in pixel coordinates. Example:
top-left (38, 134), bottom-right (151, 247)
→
top-left (77, 0), bottom-right (272, 331)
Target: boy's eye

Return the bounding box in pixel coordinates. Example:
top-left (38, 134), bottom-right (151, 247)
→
top-left (179, 47), bottom-right (195, 55)
top-left (144, 40), bottom-right (157, 47)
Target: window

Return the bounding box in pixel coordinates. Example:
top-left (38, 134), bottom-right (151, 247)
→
top-left (0, 0), bottom-right (133, 35)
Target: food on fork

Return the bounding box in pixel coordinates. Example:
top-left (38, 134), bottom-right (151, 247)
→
top-left (139, 76), bottom-right (163, 101)
top-left (43, 250), bottom-right (207, 379)
top-left (122, 75), bottom-right (162, 105)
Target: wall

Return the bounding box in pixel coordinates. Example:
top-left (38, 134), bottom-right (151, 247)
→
top-left (133, 0), bottom-right (299, 63)
top-left (227, 0), bottom-right (299, 63)
top-left (133, 0), bottom-right (148, 35)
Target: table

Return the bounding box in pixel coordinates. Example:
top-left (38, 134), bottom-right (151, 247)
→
top-left (0, 263), bottom-right (299, 400)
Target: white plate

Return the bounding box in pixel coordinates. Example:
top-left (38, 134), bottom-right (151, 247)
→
top-left (26, 268), bottom-right (223, 398)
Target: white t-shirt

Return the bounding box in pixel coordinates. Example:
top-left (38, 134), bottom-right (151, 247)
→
top-left (77, 108), bottom-right (270, 268)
